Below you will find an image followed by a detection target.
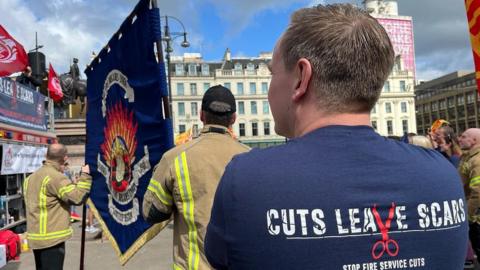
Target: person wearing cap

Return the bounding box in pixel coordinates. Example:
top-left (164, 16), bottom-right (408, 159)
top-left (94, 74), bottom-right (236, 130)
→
top-left (142, 85), bottom-right (250, 270)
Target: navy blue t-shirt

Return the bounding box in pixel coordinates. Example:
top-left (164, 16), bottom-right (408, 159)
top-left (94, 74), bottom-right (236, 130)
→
top-left (205, 125), bottom-right (468, 270)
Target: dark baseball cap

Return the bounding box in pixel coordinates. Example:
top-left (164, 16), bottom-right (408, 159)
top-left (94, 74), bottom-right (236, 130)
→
top-left (201, 85), bottom-right (236, 115)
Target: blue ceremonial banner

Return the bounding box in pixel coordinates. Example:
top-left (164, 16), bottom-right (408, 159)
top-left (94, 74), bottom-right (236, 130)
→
top-left (0, 77), bottom-right (47, 131)
top-left (85, 0), bottom-right (173, 264)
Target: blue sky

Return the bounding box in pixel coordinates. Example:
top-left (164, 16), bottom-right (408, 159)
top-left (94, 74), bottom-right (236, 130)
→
top-left (0, 0), bottom-right (474, 81)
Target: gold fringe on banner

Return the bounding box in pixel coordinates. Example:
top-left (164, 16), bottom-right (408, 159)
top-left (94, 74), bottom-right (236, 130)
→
top-left (87, 199), bottom-right (171, 265)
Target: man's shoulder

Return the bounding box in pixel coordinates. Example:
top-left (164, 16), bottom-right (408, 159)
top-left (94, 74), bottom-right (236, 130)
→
top-left (224, 143), bottom-right (289, 171)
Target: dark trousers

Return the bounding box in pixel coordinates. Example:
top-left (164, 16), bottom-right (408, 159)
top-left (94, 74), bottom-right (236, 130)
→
top-left (469, 223), bottom-right (480, 259)
top-left (33, 242), bottom-right (65, 270)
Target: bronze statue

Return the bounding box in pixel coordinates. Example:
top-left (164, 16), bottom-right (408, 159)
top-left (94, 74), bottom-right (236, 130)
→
top-left (59, 58), bottom-right (87, 114)
top-left (70, 58), bottom-right (80, 80)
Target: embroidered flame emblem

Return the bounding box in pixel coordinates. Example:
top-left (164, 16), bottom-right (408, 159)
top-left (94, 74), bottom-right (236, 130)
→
top-left (101, 102), bottom-right (137, 193)
top-left (0, 36), bottom-right (18, 64)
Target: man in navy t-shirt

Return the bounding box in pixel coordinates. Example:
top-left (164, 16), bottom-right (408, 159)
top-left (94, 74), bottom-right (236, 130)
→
top-left (205, 4), bottom-right (468, 270)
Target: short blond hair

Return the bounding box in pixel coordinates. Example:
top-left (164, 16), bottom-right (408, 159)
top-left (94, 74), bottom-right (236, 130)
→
top-left (281, 4), bottom-right (394, 113)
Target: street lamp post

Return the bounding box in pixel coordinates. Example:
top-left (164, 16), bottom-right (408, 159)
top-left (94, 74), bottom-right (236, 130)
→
top-left (161, 15), bottom-right (190, 126)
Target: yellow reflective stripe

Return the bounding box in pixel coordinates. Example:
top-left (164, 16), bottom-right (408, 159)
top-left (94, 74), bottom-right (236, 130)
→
top-left (23, 176), bottom-right (30, 205)
top-left (39, 176), bottom-right (50, 234)
top-left (77, 181), bottom-right (91, 189)
top-left (23, 176), bottom-right (30, 195)
top-left (175, 152), bottom-right (199, 270)
top-left (147, 185), bottom-right (172, 206)
top-left (149, 179), bottom-right (173, 205)
top-left (58, 185), bottom-right (75, 199)
top-left (173, 264), bottom-right (183, 270)
top-left (470, 176), bottom-right (480, 187)
top-left (28, 228), bottom-right (73, 240)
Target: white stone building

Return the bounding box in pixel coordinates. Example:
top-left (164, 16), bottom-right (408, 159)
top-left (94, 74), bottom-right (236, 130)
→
top-left (367, 0), bottom-right (417, 136)
top-left (170, 0), bottom-right (417, 142)
top-left (169, 50), bottom-right (285, 148)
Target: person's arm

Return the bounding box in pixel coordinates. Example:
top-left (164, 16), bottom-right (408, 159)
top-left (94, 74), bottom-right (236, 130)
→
top-left (205, 161), bottom-right (236, 270)
top-left (468, 158), bottom-right (480, 220)
top-left (142, 156), bottom-right (174, 223)
top-left (48, 165), bottom-right (91, 205)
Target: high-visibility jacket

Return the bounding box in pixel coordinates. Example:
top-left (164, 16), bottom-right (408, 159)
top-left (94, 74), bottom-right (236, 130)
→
top-left (459, 146), bottom-right (480, 223)
top-left (24, 160), bottom-right (92, 249)
top-left (143, 125), bottom-right (250, 270)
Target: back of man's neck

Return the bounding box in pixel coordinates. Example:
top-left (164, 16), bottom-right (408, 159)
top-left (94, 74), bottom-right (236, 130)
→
top-left (294, 113), bottom-right (371, 138)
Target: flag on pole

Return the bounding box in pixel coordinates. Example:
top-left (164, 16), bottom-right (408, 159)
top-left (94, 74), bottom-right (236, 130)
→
top-left (465, 0), bottom-right (480, 95)
top-left (0, 25), bottom-right (28, 77)
top-left (48, 63), bottom-right (63, 102)
top-left (85, 0), bottom-right (173, 265)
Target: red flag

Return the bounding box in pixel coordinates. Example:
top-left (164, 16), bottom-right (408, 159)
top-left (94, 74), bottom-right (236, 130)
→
top-left (48, 63), bottom-right (63, 102)
top-left (0, 25), bottom-right (28, 77)
top-left (465, 0), bottom-right (480, 95)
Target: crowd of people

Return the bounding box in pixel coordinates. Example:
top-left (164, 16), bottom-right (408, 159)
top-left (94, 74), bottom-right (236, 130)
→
top-left (406, 122), bottom-right (480, 268)
top-left (24, 3), bottom-right (474, 270)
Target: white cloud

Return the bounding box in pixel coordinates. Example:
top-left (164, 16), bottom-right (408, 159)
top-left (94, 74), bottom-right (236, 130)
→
top-left (202, 0), bottom-right (305, 37)
top-left (1, 0), bottom-right (139, 76)
top-left (309, 0), bottom-right (325, 6)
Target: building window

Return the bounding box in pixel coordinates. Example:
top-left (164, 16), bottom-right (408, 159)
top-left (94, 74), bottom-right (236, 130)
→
top-left (188, 64), bottom-right (197, 76)
top-left (177, 83), bottom-right (184, 96)
top-left (190, 83), bottom-right (197, 96)
top-left (458, 95), bottom-right (465, 104)
top-left (400, 81), bottom-right (406, 92)
top-left (371, 106), bottom-right (376, 114)
top-left (402, 119), bottom-right (408, 134)
top-left (448, 97), bottom-right (455, 107)
top-left (201, 64), bottom-right (210, 76)
top-left (191, 102), bottom-right (198, 116)
top-left (439, 100), bottom-right (447, 109)
top-left (250, 82), bottom-right (256, 95)
top-left (263, 101), bottom-right (269, 114)
top-left (383, 81), bottom-right (390, 92)
top-left (251, 101), bottom-right (257, 114)
top-left (203, 83), bottom-right (210, 93)
top-left (387, 120), bottom-right (393, 135)
top-left (371, 120), bottom-right (377, 130)
top-left (247, 63), bottom-right (255, 75)
top-left (385, 102), bottom-right (392, 113)
top-left (468, 93), bottom-right (475, 103)
top-left (235, 63), bottom-right (243, 70)
top-left (401, 102), bottom-right (407, 113)
top-left (252, 122), bottom-right (258, 136)
top-left (238, 101), bottom-right (245, 115)
top-left (179, 124), bottom-right (186, 133)
top-left (261, 82), bottom-right (268, 94)
top-left (224, 82), bottom-right (231, 90)
top-left (264, 122), bottom-right (270, 135)
top-left (237, 82), bottom-right (244, 95)
top-left (175, 63), bottom-right (184, 76)
top-left (178, 102), bottom-right (185, 116)
top-left (234, 63), bottom-right (243, 75)
top-left (239, 123), bottom-right (245, 136)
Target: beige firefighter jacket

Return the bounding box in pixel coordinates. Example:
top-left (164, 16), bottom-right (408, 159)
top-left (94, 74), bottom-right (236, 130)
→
top-left (143, 125), bottom-right (250, 270)
top-left (24, 160), bottom-right (92, 249)
top-left (459, 146), bottom-right (480, 223)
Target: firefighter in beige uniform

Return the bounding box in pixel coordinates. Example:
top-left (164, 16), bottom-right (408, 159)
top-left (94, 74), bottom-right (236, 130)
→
top-left (24, 143), bottom-right (91, 270)
top-left (459, 128), bottom-right (480, 258)
top-left (143, 85), bottom-right (249, 270)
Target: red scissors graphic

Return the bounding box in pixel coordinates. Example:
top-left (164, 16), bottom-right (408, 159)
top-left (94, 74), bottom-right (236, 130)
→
top-left (371, 202), bottom-right (399, 260)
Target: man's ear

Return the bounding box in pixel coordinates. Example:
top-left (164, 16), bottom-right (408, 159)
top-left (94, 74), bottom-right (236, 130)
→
top-left (230, 113), bottom-right (237, 126)
top-left (200, 110), bottom-right (205, 123)
top-left (292, 58), bottom-right (313, 102)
